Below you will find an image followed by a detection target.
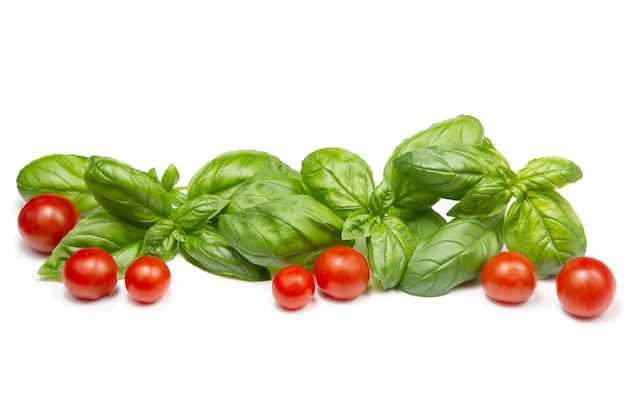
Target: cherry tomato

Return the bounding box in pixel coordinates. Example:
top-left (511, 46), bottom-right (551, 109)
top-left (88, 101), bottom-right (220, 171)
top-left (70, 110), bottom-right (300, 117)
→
top-left (480, 251), bottom-right (538, 304)
top-left (18, 194), bottom-right (81, 254)
top-left (62, 248), bottom-right (118, 300)
top-left (272, 265), bottom-right (316, 310)
top-left (556, 257), bottom-right (616, 318)
top-left (125, 256), bottom-right (171, 304)
top-left (313, 245), bottom-right (369, 300)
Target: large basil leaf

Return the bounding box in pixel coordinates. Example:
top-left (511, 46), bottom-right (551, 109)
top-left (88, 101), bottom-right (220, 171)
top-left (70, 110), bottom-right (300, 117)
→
top-left (366, 216), bottom-right (418, 290)
top-left (218, 194), bottom-right (349, 269)
top-left (187, 150), bottom-right (296, 200)
top-left (513, 156), bottom-right (583, 195)
top-left (225, 170), bottom-right (304, 214)
top-left (179, 227), bottom-right (270, 282)
top-left (393, 143), bottom-right (512, 200)
top-left (301, 147), bottom-right (374, 219)
top-left (16, 153), bottom-right (99, 213)
top-left (400, 216), bottom-right (504, 296)
top-left (504, 191), bottom-right (587, 277)
top-left (85, 156), bottom-right (172, 228)
top-left (37, 211), bottom-right (146, 280)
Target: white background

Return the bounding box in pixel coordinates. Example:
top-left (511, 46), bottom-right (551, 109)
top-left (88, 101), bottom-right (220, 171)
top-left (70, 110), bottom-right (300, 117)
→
top-left (1, 1), bottom-right (625, 416)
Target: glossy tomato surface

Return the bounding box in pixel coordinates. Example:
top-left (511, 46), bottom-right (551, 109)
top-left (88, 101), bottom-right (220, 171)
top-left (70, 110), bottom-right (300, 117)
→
top-left (313, 245), bottom-right (369, 300)
top-left (62, 247), bottom-right (118, 300)
top-left (18, 194), bottom-right (81, 254)
top-left (556, 257), bottom-right (616, 318)
top-left (125, 256), bottom-right (172, 304)
top-left (480, 252), bottom-right (538, 303)
top-left (272, 265), bottom-right (315, 310)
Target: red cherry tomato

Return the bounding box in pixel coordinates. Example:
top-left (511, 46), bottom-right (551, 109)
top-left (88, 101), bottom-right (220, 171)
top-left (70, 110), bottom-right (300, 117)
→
top-left (18, 194), bottom-right (81, 254)
top-left (125, 256), bottom-right (172, 304)
top-left (313, 245), bottom-right (369, 300)
top-left (480, 252), bottom-right (538, 303)
top-left (556, 257), bottom-right (616, 318)
top-left (62, 248), bottom-right (118, 300)
top-left (272, 265), bottom-right (315, 310)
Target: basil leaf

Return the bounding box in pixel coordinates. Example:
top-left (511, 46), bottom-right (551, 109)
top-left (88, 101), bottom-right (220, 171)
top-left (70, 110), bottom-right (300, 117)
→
top-left (16, 153), bottom-right (99, 213)
top-left (301, 147), bottom-right (374, 219)
top-left (143, 219), bottom-right (179, 262)
top-left (179, 227), bottom-right (270, 281)
top-left (37, 211), bottom-right (146, 280)
top-left (504, 191), bottom-right (587, 277)
top-left (447, 176), bottom-right (512, 218)
top-left (225, 170), bottom-right (304, 214)
top-left (366, 216), bottom-right (418, 290)
top-left (171, 194), bottom-right (229, 230)
top-left (400, 216), bottom-right (504, 296)
top-left (513, 156), bottom-right (583, 195)
top-left (85, 156), bottom-right (172, 228)
top-left (342, 213), bottom-right (378, 240)
top-left (160, 164), bottom-right (180, 191)
top-left (389, 207), bottom-right (447, 241)
top-left (393, 143), bottom-right (512, 200)
top-left (368, 181), bottom-right (396, 216)
top-left (218, 194), bottom-right (349, 269)
top-left (187, 150), bottom-right (296, 200)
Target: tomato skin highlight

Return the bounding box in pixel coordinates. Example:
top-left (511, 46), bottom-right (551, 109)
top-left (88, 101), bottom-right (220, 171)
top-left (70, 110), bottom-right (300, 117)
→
top-left (18, 194), bottom-right (81, 254)
top-left (480, 252), bottom-right (538, 304)
top-left (272, 265), bottom-right (315, 310)
top-left (313, 245), bottom-right (370, 300)
top-left (62, 248), bottom-right (118, 300)
top-left (556, 257), bottom-right (616, 318)
top-left (125, 256), bottom-right (172, 304)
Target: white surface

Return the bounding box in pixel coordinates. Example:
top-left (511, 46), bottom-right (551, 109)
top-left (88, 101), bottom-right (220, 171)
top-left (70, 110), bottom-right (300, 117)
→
top-left (1, 1), bottom-right (625, 416)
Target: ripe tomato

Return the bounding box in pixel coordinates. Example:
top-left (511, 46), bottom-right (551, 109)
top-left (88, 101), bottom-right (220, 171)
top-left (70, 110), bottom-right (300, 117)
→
top-left (313, 245), bottom-right (369, 300)
top-left (556, 257), bottom-right (616, 318)
top-left (18, 194), bottom-right (81, 254)
top-left (272, 265), bottom-right (316, 310)
top-left (480, 251), bottom-right (538, 303)
top-left (62, 248), bottom-right (118, 300)
top-left (125, 256), bottom-right (172, 304)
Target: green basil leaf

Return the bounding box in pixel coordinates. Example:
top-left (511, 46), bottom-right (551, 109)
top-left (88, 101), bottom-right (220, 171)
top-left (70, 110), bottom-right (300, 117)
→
top-left (368, 181), bottom-right (396, 216)
top-left (225, 170), bottom-right (304, 214)
top-left (16, 153), bottom-right (99, 213)
top-left (342, 213), bottom-right (378, 240)
top-left (513, 156), bottom-right (583, 195)
top-left (447, 176), bottom-right (512, 218)
top-left (179, 227), bottom-right (270, 281)
top-left (160, 164), bottom-right (180, 191)
top-left (187, 150), bottom-right (296, 200)
top-left (143, 219), bottom-right (179, 262)
top-left (85, 156), bottom-right (172, 228)
top-left (37, 211), bottom-right (146, 280)
top-left (218, 194), bottom-right (349, 269)
top-left (504, 191), bottom-right (587, 277)
top-left (301, 147), bottom-right (374, 219)
top-left (171, 194), bottom-right (229, 230)
top-left (393, 144), bottom-right (512, 200)
top-left (400, 216), bottom-right (504, 296)
top-left (388, 207), bottom-right (447, 241)
top-left (367, 216), bottom-right (418, 290)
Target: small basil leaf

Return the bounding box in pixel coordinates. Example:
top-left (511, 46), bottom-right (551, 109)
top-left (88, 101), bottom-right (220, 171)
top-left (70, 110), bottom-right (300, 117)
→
top-left (369, 181), bottom-right (396, 216)
top-left (226, 170), bottom-right (304, 214)
top-left (16, 153), bottom-right (99, 214)
top-left (513, 156), bottom-right (583, 195)
top-left (400, 216), bottom-right (504, 296)
top-left (160, 164), bottom-right (180, 191)
top-left (388, 207), bottom-right (447, 241)
top-left (367, 216), bottom-right (418, 290)
top-left (187, 150), bottom-right (296, 200)
top-left (37, 211), bottom-right (146, 280)
top-left (171, 195), bottom-right (229, 230)
top-left (218, 194), bottom-right (349, 269)
top-left (504, 191), bottom-right (587, 277)
top-left (179, 227), bottom-right (270, 281)
top-left (85, 156), bottom-right (172, 228)
top-left (301, 147), bottom-right (374, 219)
top-left (447, 176), bottom-right (512, 218)
top-left (342, 213), bottom-right (378, 240)
top-left (143, 219), bottom-right (179, 262)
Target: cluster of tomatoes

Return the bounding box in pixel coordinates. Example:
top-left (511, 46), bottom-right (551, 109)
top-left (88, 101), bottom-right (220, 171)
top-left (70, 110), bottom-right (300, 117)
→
top-left (17, 194), bottom-right (171, 304)
top-left (18, 194), bottom-right (616, 318)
